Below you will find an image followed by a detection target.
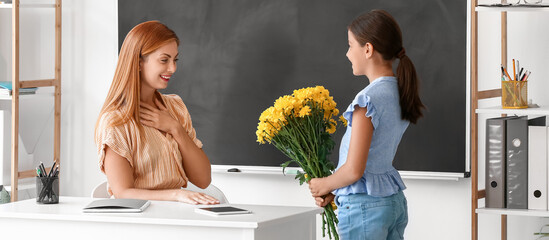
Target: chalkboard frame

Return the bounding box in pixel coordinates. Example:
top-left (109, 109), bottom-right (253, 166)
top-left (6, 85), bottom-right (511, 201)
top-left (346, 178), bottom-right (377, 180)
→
top-left (118, 0), bottom-right (469, 178)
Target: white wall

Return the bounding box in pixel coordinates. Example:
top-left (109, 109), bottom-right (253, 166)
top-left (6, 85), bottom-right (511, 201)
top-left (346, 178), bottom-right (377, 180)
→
top-left (5, 1), bottom-right (548, 239)
top-left (59, 0), bottom-right (118, 197)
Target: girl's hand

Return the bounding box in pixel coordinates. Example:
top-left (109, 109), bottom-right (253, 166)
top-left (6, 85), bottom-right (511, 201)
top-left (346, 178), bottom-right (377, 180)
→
top-left (315, 193), bottom-right (335, 208)
top-left (309, 177), bottom-right (332, 197)
top-left (140, 98), bottom-right (180, 134)
top-left (176, 189), bottom-right (220, 205)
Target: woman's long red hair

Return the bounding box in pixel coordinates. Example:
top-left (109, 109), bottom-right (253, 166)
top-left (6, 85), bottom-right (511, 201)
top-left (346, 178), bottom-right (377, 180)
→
top-left (95, 21), bottom-right (179, 142)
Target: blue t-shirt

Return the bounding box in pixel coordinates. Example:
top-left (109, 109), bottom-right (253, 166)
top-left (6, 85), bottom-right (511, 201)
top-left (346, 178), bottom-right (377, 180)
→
top-left (333, 76), bottom-right (408, 197)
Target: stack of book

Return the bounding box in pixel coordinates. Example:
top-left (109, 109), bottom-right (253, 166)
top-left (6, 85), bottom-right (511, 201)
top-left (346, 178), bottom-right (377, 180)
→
top-left (485, 116), bottom-right (548, 210)
top-left (0, 81), bottom-right (37, 96)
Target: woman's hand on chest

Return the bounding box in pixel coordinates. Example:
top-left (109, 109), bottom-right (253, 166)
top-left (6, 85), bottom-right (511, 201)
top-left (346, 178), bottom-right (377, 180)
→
top-left (140, 98), bottom-right (182, 135)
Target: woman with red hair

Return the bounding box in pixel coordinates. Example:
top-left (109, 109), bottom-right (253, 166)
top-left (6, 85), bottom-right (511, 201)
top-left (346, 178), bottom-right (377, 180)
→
top-left (95, 21), bottom-right (218, 204)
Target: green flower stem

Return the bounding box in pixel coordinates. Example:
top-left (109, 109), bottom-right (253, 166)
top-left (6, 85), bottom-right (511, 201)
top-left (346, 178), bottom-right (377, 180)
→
top-left (281, 116), bottom-right (323, 178)
top-left (324, 206), bottom-right (339, 240)
top-left (288, 118), bottom-right (313, 154)
top-left (322, 212), bottom-right (327, 238)
top-left (326, 213), bottom-right (333, 238)
top-left (309, 112), bottom-right (326, 177)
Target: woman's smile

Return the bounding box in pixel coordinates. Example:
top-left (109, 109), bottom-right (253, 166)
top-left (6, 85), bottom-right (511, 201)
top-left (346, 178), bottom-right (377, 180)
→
top-left (160, 75), bottom-right (171, 82)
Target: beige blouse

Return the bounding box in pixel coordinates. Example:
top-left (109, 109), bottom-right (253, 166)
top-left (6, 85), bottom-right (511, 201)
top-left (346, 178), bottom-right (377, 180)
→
top-left (96, 94), bottom-right (203, 195)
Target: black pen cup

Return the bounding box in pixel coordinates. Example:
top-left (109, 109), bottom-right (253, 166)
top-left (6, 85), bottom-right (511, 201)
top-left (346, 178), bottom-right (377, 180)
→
top-left (36, 176), bottom-right (59, 204)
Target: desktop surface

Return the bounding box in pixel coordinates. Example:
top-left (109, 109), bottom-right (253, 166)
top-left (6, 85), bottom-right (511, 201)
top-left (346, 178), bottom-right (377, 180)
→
top-left (0, 196), bottom-right (322, 240)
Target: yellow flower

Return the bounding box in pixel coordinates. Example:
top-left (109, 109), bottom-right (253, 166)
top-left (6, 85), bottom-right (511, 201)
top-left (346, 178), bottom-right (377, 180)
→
top-left (256, 129), bottom-right (265, 144)
top-left (256, 121), bottom-right (273, 144)
top-left (298, 106), bottom-right (311, 117)
top-left (330, 201), bottom-right (337, 210)
top-left (326, 122), bottom-right (336, 134)
top-left (339, 115), bottom-right (348, 127)
top-left (274, 95), bottom-right (296, 116)
top-left (294, 87), bottom-right (314, 100)
top-left (258, 85), bottom-right (343, 140)
top-left (259, 106), bottom-right (275, 122)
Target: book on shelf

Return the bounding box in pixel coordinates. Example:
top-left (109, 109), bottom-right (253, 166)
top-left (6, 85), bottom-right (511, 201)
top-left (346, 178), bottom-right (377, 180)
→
top-left (0, 81), bottom-right (37, 96)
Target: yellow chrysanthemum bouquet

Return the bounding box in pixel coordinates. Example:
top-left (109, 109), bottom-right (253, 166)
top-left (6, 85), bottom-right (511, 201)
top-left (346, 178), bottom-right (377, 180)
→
top-left (256, 86), bottom-right (346, 240)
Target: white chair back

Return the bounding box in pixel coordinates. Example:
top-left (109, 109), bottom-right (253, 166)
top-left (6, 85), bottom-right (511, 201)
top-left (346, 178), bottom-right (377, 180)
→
top-left (91, 181), bottom-right (228, 204)
top-left (91, 181), bottom-right (109, 198)
top-left (184, 182), bottom-right (229, 204)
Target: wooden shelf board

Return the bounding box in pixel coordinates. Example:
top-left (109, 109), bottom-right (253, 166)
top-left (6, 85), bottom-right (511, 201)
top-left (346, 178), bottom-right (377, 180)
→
top-left (476, 105), bottom-right (549, 115)
top-left (477, 207), bottom-right (549, 217)
top-left (0, 92), bottom-right (54, 101)
top-left (0, 3), bottom-right (56, 9)
top-left (476, 6), bottom-right (549, 12)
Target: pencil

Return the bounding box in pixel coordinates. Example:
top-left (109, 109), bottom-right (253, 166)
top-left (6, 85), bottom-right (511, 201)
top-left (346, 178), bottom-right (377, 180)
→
top-left (516, 60), bottom-right (520, 79)
top-left (47, 161), bottom-right (56, 178)
top-left (500, 66), bottom-right (506, 80)
top-left (503, 65), bottom-right (512, 81)
top-left (524, 71), bottom-right (531, 81)
top-left (512, 59), bottom-right (516, 81)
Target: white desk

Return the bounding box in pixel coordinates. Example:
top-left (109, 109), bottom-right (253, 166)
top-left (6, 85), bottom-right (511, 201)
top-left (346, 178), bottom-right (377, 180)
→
top-left (0, 197), bottom-right (323, 240)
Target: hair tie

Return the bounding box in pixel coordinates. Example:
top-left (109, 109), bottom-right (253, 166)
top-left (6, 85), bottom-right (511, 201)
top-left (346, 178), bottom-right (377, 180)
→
top-left (397, 47), bottom-right (406, 59)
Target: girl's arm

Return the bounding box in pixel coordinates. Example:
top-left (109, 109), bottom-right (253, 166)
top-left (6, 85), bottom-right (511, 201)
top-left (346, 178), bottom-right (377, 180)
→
top-left (104, 146), bottom-right (218, 204)
top-left (309, 106), bottom-right (373, 197)
top-left (140, 99), bottom-right (212, 189)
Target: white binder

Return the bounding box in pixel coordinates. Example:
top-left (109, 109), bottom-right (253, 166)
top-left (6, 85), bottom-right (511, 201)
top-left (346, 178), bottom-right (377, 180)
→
top-left (528, 126), bottom-right (548, 210)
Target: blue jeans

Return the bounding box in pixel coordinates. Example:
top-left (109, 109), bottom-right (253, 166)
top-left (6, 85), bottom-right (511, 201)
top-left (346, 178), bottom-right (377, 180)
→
top-left (335, 191), bottom-right (408, 240)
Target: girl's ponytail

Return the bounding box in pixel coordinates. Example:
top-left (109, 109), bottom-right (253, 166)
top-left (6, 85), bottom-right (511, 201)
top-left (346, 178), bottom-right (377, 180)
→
top-left (395, 48), bottom-right (424, 124)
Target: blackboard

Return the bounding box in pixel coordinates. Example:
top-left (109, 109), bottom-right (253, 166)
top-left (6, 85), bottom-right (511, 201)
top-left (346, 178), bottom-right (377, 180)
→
top-left (118, 0), bottom-right (467, 175)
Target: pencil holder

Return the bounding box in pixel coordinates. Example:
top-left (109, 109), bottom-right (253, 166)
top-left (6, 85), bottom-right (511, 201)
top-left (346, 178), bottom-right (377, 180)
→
top-left (36, 176), bottom-right (59, 204)
top-left (501, 81), bottom-right (527, 109)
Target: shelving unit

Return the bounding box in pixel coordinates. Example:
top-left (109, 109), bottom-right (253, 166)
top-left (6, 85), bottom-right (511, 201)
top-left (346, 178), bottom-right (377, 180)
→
top-left (477, 207), bottom-right (549, 218)
top-left (0, 0), bottom-right (61, 201)
top-left (476, 106), bottom-right (549, 115)
top-left (476, 6), bottom-right (549, 12)
top-left (471, 1), bottom-right (549, 240)
top-left (0, 93), bottom-right (51, 101)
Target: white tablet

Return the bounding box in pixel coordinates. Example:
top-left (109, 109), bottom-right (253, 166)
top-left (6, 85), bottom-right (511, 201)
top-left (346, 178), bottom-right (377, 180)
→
top-left (195, 206), bottom-right (252, 216)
